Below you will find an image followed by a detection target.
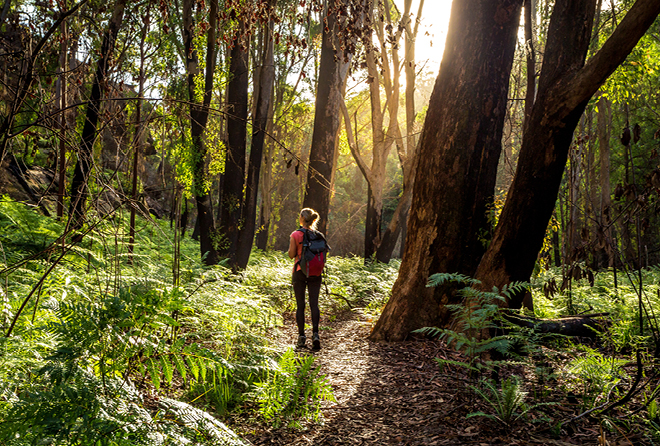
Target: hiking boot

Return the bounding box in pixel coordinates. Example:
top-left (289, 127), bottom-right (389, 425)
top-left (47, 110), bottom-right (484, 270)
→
top-left (312, 332), bottom-right (321, 350)
top-left (296, 335), bottom-right (306, 349)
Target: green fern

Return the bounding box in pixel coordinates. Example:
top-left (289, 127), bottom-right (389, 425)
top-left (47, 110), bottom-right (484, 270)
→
top-left (252, 348), bottom-right (336, 427)
top-left (567, 346), bottom-right (627, 409)
top-left (427, 272), bottom-right (480, 288)
top-left (468, 375), bottom-right (556, 427)
top-left (414, 273), bottom-right (528, 374)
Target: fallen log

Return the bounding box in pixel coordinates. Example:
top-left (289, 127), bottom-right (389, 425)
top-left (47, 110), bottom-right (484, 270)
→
top-left (503, 312), bottom-right (608, 338)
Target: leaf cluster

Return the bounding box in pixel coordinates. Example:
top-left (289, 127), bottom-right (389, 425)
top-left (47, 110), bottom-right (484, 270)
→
top-left (251, 348), bottom-right (335, 428)
top-left (416, 273), bottom-right (529, 372)
top-left (468, 375), bottom-right (556, 427)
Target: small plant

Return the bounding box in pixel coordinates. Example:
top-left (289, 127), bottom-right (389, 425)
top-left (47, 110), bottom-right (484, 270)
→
top-left (468, 375), bottom-right (554, 427)
top-left (567, 346), bottom-right (627, 409)
top-left (643, 386), bottom-right (660, 441)
top-left (648, 398), bottom-right (659, 422)
top-left (414, 273), bottom-right (528, 375)
top-left (252, 348), bottom-right (335, 428)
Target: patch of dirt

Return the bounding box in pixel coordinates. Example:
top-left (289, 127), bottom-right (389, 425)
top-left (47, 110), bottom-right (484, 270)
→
top-left (237, 310), bottom-right (637, 446)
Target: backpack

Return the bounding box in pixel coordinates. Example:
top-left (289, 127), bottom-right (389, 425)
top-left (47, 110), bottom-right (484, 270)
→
top-left (296, 228), bottom-right (329, 277)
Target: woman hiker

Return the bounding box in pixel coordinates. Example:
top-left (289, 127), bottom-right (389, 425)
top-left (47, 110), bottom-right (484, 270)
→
top-left (288, 208), bottom-right (326, 350)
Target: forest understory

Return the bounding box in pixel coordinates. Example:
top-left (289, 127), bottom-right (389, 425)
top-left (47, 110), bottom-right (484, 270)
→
top-left (240, 310), bottom-right (658, 446)
top-left (0, 196), bottom-right (659, 445)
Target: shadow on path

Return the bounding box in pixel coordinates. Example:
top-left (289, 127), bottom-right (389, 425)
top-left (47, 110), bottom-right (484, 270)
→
top-left (247, 310), bottom-right (491, 445)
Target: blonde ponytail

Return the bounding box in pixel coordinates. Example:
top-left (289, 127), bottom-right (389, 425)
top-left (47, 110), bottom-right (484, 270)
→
top-left (300, 208), bottom-right (319, 231)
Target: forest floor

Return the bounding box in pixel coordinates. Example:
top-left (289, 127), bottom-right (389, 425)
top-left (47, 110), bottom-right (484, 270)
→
top-left (236, 310), bottom-right (644, 446)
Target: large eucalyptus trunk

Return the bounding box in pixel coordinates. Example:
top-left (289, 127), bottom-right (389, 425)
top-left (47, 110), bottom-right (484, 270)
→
top-left (370, 0), bottom-right (523, 341)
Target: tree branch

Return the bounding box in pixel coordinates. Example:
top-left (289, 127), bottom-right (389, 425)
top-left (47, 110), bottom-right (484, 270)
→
top-left (0, 0), bottom-right (89, 162)
top-left (554, 0), bottom-right (660, 116)
top-left (340, 97), bottom-right (373, 185)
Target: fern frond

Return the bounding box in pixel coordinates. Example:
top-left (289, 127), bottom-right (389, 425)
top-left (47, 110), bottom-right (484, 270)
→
top-left (427, 272), bottom-right (481, 288)
top-left (412, 326), bottom-right (444, 338)
top-left (433, 358), bottom-right (480, 373)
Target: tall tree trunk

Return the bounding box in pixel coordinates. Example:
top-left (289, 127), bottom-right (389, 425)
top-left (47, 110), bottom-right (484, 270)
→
top-left (345, 0), bottom-right (402, 261)
top-left (364, 183), bottom-right (382, 260)
top-left (597, 95), bottom-right (612, 267)
top-left (182, 0), bottom-right (219, 265)
top-left (475, 0), bottom-right (660, 308)
top-left (56, 14), bottom-right (68, 219)
top-left (302, 6), bottom-right (350, 234)
top-left (128, 0), bottom-right (151, 263)
top-left (567, 127), bottom-right (583, 263)
top-left (523, 0), bottom-right (536, 129)
top-left (370, 0), bottom-right (523, 341)
top-left (619, 105), bottom-right (637, 266)
top-left (364, 0), bottom-right (399, 261)
top-left (68, 0), bottom-right (126, 229)
top-left (255, 94), bottom-right (275, 251)
top-left (375, 0), bottom-right (425, 263)
top-left (218, 20), bottom-right (249, 260)
top-left (235, 0), bottom-right (276, 270)
top-left (375, 148), bottom-right (418, 263)
top-left (586, 111), bottom-right (598, 268)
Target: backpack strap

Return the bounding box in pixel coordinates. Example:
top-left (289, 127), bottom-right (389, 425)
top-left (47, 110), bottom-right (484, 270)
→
top-left (294, 228), bottom-right (308, 271)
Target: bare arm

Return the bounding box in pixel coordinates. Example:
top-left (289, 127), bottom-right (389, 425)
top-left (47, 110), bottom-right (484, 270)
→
top-left (288, 235), bottom-right (297, 259)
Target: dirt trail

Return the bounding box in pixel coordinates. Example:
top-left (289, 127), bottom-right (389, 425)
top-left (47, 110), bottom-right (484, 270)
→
top-left (243, 311), bottom-right (553, 446)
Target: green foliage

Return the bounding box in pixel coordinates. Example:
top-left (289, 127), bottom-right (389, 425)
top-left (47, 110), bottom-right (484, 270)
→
top-left (566, 346), bottom-right (627, 409)
top-left (0, 276), bottom-right (252, 444)
top-left (533, 266), bottom-right (660, 352)
top-left (0, 199), bottom-right (344, 443)
top-left (323, 256), bottom-right (400, 314)
top-left (468, 375), bottom-right (555, 427)
top-left (0, 366), bottom-right (247, 445)
top-left (645, 387), bottom-right (660, 441)
top-left (252, 348), bottom-right (335, 428)
top-left (415, 273), bottom-right (528, 373)
top-left (0, 196), bottom-right (63, 258)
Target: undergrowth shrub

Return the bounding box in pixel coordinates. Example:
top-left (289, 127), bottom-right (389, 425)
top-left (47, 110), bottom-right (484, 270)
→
top-left (415, 272), bottom-right (529, 375)
top-left (0, 199), bottom-right (336, 443)
top-left (323, 257), bottom-right (399, 314)
top-left (566, 346), bottom-right (628, 409)
top-left (416, 273), bottom-right (563, 430)
top-left (0, 196), bottom-right (63, 259)
top-left (0, 365), bottom-right (247, 445)
top-left (468, 375), bottom-right (555, 428)
top-left (533, 266), bottom-right (660, 353)
top-left (252, 348), bottom-right (335, 428)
